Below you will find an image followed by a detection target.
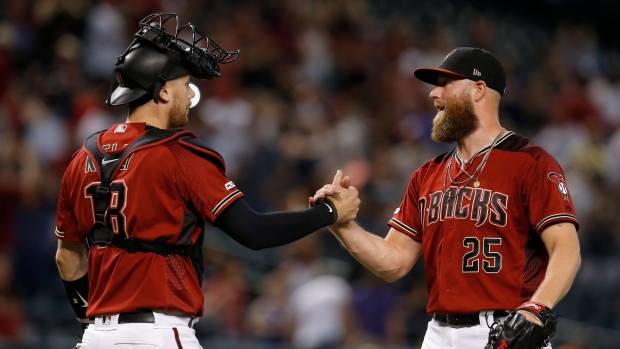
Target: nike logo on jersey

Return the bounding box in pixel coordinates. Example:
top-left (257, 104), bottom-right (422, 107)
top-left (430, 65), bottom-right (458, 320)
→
top-left (102, 157), bottom-right (119, 165)
top-left (76, 291), bottom-right (88, 307)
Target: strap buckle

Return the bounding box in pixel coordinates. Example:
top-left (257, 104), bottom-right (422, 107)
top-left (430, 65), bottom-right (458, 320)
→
top-left (95, 186), bottom-right (110, 199)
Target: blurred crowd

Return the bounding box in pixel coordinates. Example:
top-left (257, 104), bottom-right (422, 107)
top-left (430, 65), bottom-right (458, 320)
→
top-left (1, 0), bottom-right (619, 348)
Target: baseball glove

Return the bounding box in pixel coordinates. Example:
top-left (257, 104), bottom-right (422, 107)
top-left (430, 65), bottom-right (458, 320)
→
top-left (485, 302), bottom-right (558, 349)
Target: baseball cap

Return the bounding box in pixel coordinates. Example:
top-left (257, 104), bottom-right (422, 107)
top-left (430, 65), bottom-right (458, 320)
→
top-left (414, 47), bottom-right (506, 95)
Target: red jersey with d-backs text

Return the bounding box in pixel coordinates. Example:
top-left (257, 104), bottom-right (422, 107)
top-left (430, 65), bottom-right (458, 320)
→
top-left (55, 123), bottom-right (244, 317)
top-left (388, 131), bottom-right (579, 314)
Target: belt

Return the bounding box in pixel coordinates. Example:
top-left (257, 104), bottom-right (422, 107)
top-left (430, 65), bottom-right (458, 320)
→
top-left (88, 311), bottom-right (155, 324)
top-left (118, 311), bottom-right (155, 324)
top-left (434, 310), bottom-right (508, 327)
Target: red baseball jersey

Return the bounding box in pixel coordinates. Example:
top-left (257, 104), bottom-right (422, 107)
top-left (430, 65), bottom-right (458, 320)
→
top-left (388, 132), bottom-right (579, 314)
top-left (55, 123), bottom-right (244, 317)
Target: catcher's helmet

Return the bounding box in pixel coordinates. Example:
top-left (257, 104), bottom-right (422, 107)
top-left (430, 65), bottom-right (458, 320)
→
top-left (107, 13), bottom-right (239, 106)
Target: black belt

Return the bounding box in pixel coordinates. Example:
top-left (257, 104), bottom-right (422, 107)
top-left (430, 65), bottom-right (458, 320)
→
top-left (118, 311), bottom-right (155, 324)
top-left (434, 310), bottom-right (508, 327)
top-left (88, 311), bottom-right (155, 324)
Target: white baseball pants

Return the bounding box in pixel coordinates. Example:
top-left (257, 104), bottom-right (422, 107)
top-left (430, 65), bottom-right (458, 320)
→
top-left (421, 310), bottom-right (552, 349)
top-left (74, 312), bottom-right (201, 349)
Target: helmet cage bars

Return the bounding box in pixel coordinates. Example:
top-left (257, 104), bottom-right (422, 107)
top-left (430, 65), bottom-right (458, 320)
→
top-left (136, 13), bottom-right (239, 79)
top-left (107, 13), bottom-right (239, 106)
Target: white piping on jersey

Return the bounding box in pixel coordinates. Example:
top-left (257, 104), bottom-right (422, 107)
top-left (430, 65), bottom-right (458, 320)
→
top-left (212, 190), bottom-right (243, 216)
top-left (390, 217), bottom-right (417, 236)
top-left (55, 226), bottom-right (65, 238)
top-left (535, 213), bottom-right (578, 231)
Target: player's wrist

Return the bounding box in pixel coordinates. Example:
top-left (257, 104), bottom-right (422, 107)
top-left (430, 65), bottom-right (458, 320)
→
top-left (516, 310), bottom-right (543, 326)
top-left (62, 273), bottom-right (89, 319)
top-left (517, 301), bottom-right (551, 314)
top-left (515, 301), bottom-right (557, 327)
top-left (322, 200), bottom-right (338, 224)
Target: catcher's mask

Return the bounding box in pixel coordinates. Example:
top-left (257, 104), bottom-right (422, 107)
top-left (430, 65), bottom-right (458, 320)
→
top-left (107, 13), bottom-right (239, 107)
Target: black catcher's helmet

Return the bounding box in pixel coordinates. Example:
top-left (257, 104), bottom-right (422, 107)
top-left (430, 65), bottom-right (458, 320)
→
top-left (107, 13), bottom-right (239, 106)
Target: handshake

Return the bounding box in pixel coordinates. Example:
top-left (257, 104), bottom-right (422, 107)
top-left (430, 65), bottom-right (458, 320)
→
top-left (309, 170), bottom-right (361, 225)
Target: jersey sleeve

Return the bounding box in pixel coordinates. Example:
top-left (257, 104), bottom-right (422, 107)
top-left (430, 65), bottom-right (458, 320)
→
top-left (388, 171), bottom-right (423, 242)
top-left (524, 150), bottom-right (579, 233)
top-left (167, 141), bottom-right (244, 225)
top-left (55, 159), bottom-right (83, 243)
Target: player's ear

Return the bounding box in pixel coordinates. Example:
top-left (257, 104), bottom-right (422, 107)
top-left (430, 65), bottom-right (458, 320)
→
top-left (473, 80), bottom-right (486, 102)
top-left (158, 83), bottom-right (171, 103)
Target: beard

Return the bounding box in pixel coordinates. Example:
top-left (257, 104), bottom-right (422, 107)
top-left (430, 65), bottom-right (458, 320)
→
top-left (167, 97), bottom-right (189, 129)
top-left (431, 88), bottom-right (479, 143)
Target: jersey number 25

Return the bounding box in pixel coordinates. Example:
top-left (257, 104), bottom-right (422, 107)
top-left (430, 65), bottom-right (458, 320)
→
top-left (462, 237), bottom-right (502, 273)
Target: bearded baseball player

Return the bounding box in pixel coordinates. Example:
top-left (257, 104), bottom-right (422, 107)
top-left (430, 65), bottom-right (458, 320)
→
top-left (54, 13), bottom-right (359, 349)
top-left (311, 47), bottom-right (581, 349)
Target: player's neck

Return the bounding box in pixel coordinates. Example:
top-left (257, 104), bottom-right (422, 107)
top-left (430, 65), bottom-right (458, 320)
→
top-left (126, 103), bottom-right (168, 129)
top-left (456, 126), bottom-right (505, 162)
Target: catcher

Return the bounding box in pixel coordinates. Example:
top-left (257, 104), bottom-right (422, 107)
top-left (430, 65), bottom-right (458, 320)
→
top-left (54, 13), bottom-right (360, 349)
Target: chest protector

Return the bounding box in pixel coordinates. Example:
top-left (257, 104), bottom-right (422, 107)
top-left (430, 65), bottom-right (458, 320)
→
top-left (82, 126), bottom-right (224, 286)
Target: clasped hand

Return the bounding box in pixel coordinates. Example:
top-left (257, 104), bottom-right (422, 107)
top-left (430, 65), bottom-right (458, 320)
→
top-left (309, 170), bottom-right (360, 224)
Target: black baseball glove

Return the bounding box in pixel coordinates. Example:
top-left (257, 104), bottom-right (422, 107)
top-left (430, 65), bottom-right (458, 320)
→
top-left (485, 302), bottom-right (558, 349)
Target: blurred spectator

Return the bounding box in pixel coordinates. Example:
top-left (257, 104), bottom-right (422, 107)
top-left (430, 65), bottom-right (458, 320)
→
top-left (197, 74), bottom-right (254, 178)
top-left (82, 0), bottom-right (127, 79)
top-left (348, 267), bottom-right (406, 347)
top-left (0, 251), bottom-right (25, 344)
top-left (198, 251), bottom-right (249, 340)
top-left (281, 234), bottom-right (356, 349)
top-left (245, 269), bottom-right (290, 345)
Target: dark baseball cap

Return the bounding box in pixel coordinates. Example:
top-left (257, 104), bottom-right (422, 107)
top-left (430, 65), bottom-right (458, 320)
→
top-left (414, 47), bottom-right (506, 95)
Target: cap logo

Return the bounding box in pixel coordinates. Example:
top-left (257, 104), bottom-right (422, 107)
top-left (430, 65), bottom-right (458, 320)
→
top-left (442, 49), bottom-right (457, 63)
top-left (473, 69), bottom-right (481, 76)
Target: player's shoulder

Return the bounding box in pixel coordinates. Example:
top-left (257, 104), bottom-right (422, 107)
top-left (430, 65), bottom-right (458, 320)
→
top-left (411, 150), bottom-right (452, 181)
top-left (495, 132), bottom-right (557, 163)
top-left (166, 134), bottom-right (226, 171)
top-left (421, 150), bottom-right (451, 170)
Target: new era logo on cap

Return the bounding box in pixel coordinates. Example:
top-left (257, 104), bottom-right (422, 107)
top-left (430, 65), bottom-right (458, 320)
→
top-left (413, 47), bottom-right (507, 95)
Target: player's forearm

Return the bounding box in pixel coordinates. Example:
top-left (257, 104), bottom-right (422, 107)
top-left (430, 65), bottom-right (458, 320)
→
top-left (329, 222), bottom-right (418, 282)
top-left (215, 199), bottom-right (336, 250)
top-left (530, 231), bottom-right (581, 308)
top-left (56, 241), bottom-right (88, 281)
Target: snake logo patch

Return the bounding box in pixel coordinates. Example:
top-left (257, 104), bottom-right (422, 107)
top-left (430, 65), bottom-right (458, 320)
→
top-left (547, 172), bottom-right (569, 202)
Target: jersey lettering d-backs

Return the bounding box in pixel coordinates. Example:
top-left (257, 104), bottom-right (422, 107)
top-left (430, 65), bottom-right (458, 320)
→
top-left (389, 132), bottom-right (578, 314)
top-left (55, 123), bottom-right (244, 317)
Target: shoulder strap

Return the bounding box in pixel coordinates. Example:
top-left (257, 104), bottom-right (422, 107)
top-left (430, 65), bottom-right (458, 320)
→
top-left (83, 127), bottom-right (197, 256)
top-left (84, 127), bottom-right (190, 177)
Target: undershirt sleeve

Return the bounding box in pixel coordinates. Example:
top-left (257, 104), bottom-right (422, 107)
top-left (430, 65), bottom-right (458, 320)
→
top-left (214, 199), bottom-right (336, 250)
